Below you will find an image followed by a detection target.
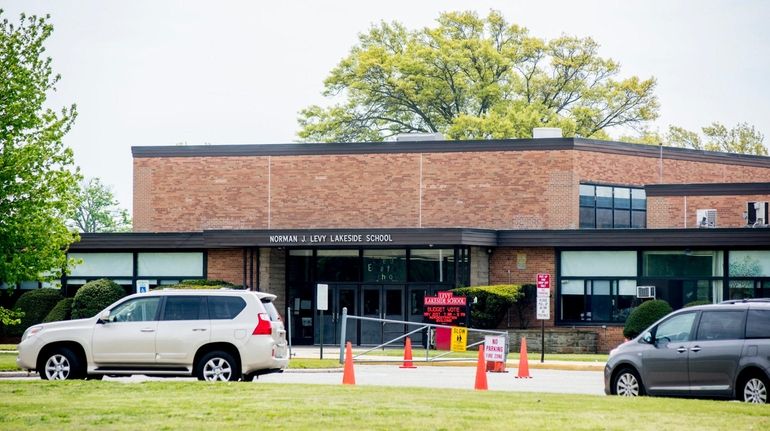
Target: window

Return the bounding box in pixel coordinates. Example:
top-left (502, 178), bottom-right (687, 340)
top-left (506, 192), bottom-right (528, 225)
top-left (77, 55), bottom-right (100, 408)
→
top-left (697, 311), bottom-right (745, 340)
top-left (655, 312), bottom-right (696, 344)
top-left (110, 297), bottom-right (160, 322)
top-left (364, 249), bottom-right (406, 282)
top-left (409, 249), bottom-right (455, 283)
top-left (162, 296), bottom-right (207, 320)
top-left (316, 250), bottom-right (359, 282)
top-left (579, 184), bottom-right (645, 229)
top-left (208, 296), bottom-right (246, 320)
top-left (746, 310), bottom-right (770, 339)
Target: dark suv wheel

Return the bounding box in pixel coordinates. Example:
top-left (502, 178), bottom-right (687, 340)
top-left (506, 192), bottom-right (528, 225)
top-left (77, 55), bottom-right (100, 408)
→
top-left (197, 351), bottom-right (241, 382)
top-left (40, 348), bottom-right (83, 380)
top-left (613, 367), bottom-right (645, 397)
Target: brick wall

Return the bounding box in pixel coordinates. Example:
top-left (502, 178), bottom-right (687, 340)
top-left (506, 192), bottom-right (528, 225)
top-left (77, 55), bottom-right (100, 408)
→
top-left (489, 247), bottom-right (555, 327)
top-left (648, 194), bottom-right (770, 228)
top-left (206, 249), bottom-right (243, 285)
top-left (134, 148), bottom-right (770, 233)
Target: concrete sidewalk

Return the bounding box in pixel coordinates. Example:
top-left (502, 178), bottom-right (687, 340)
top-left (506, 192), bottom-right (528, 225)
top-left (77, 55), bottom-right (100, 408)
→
top-left (289, 345), bottom-right (606, 372)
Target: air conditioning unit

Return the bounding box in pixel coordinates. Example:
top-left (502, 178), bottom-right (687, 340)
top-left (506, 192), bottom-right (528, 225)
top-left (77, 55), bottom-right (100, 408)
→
top-left (696, 209), bottom-right (717, 228)
top-left (747, 201), bottom-right (769, 226)
top-left (637, 286), bottom-right (656, 299)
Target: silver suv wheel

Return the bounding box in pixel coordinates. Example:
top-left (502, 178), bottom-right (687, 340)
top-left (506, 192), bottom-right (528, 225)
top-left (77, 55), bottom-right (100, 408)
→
top-left (615, 370), bottom-right (641, 397)
top-left (743, 377), bottom-right (768, 404)
top-left (197, 351), bottom-right (240, 382)
top-left (44, 354), bottom-right (71, 380)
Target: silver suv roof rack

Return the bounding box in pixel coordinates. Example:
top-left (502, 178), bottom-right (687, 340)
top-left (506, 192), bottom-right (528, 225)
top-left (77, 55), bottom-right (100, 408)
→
top-left (720, 298), bottom-right (770, 304)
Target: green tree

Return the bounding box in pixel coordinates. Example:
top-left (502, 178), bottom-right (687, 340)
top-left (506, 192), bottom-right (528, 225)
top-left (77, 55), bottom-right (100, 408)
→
top-left (665, 122), bottom-right (767, 156)
top-left (0, 11), bottom-right (81, 287)
top-left (71, 178), bottom-right (131, 232)
top-left (298, 10), bottom-right (658, 142)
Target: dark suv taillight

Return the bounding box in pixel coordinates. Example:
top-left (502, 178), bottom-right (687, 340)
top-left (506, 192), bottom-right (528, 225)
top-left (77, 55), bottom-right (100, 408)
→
top-left (253, 313), bottom-right (272, 335)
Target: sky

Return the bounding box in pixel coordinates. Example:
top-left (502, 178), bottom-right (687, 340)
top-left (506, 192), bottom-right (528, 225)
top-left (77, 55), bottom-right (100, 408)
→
top-left (3, 0), bottom-right (770, 214)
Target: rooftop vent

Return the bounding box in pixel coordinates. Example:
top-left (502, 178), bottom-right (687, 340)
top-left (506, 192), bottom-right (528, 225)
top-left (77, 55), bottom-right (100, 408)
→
top-left (394, 132), bottom-right (445, 142)
top-left (532, 128), bottom-right (563, 139)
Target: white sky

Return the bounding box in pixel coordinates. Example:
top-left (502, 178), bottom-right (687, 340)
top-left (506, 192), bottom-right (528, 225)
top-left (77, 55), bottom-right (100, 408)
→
top-left (4, 0), bottom-right (770, 214)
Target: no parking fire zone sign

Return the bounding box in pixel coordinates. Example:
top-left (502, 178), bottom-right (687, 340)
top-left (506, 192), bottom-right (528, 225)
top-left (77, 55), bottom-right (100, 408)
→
top-left (536, 273), bottom-right (550, 320)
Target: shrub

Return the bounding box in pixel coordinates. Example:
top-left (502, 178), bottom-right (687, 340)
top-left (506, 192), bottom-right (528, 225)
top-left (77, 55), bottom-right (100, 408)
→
top-left (159, 279), bottom-right (243, 290)
top-left (623, 299), bottom-right (673, 339)
top-left (8, 289), bottom-right (62, 336)
top-left (44, 298), bottom-right (74, 322)
top-left (684, 300), bottom-right (711, 308)
top-left (71, 279), bottom-right (127, 319)
top-left (451, 284), bottom-right (522, 329)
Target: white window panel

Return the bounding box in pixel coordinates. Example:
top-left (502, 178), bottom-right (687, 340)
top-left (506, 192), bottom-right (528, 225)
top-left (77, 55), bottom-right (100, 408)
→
top-left (69, 253), bottom-right (133, 277)
top-left (137, 253), bottom-right (203, 277)
top-left (561, 251), bottom-right (637, 277)
top-left (729, 251), bottom-right (770, 277)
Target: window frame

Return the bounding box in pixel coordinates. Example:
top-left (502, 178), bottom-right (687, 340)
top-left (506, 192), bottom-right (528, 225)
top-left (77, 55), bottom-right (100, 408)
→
top-left (579, 183), bottom-right (646, 229)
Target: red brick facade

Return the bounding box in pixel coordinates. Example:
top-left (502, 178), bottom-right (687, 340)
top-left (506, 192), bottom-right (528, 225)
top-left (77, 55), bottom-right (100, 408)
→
top-left (489, 247), bottom-right (556, 327)
top-left (648, 194), bottom-right (770, 228)
top-left (206, 249), bottom-right (243, 285)
top-left (134, 147), bottom-right (770, 233)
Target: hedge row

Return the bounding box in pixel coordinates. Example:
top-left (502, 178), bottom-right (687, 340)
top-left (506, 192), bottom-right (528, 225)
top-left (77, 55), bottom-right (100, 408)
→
top-left (452, 284), bottom-right (523, 329)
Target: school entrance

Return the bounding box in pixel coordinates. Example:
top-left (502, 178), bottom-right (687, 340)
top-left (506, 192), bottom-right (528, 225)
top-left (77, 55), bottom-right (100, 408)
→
top-left (285, 247), bottom-right (470, 346)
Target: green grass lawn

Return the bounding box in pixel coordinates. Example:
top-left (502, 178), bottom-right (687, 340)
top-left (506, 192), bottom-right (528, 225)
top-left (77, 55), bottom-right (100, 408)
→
top-left (0, 352), bottom-right (18, 371)
top-left (0, 344), bottom-right (17, 351)
top-left (0, 381), bottom-right (767, 430)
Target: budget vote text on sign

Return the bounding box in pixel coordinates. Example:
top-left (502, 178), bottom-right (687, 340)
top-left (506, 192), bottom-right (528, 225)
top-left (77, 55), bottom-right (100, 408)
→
top-left (423, 291), bottom-right (468, 325)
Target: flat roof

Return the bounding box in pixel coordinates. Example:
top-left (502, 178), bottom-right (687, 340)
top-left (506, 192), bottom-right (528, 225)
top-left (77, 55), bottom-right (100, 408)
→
top-left (132, 138), bottom-right (770, 169)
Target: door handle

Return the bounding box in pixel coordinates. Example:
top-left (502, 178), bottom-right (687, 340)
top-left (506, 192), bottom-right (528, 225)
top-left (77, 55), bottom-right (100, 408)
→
top-left (192, 328), bottom-right (207, 332)
top-left (676, 347), bottom-right (687, 353)
top-left (690, 346), bottom-right (701, 353)
top-left (140, 328), bottom-right (155, 333)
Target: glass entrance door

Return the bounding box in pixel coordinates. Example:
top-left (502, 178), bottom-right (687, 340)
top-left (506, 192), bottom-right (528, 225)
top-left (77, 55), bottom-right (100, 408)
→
top-left (315, 284), bottom-right (358, 346)
top-left (360, 285), bottom-right (405, 345)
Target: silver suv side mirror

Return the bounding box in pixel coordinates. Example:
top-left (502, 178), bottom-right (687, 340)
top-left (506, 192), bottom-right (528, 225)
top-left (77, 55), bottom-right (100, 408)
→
top-left (641, 332), bottom-right (653, 344)
top-left (98, 310), bottom-right (112, 323)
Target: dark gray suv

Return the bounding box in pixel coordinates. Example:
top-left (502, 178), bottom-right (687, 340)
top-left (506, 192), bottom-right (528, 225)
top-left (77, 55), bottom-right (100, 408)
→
top-left (604, 299), bottom-right (770, 403)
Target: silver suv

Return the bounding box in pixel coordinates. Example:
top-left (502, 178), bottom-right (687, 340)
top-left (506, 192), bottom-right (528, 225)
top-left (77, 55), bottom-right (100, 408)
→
top-left (605, 299), bottom-right (770, 403)
top-left (17, 290), bottom-right (288, 381)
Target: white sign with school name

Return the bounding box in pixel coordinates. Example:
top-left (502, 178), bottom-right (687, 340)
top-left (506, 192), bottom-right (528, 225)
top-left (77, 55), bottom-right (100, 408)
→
top-left (484, 335), bottom-right (506, 362)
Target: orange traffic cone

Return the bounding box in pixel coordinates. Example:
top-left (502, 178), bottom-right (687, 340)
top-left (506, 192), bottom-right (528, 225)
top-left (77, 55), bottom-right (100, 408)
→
top-left (515, 337), bottom-right (531, 379)
top-left (342, 341), bottom-right (356, 385)
top-left (474, 345), bottom-right (488, 390)
top-left (399, 337), bottom-right (417, 369)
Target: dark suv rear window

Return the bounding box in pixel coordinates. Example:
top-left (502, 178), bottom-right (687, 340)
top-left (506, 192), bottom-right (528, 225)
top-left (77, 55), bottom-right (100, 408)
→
top-left (208, 296), bottom-right (246, 320)
top-left (746, 309), bottom-right (770, 339)
top-left (162, 296), bottom-right (207, 320)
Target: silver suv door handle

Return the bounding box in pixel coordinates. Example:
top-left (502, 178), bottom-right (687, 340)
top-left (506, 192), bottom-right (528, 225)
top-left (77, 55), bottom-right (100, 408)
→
top-left (140, 328), bottom-right (155, 333)
top-left (192, 328), bottom-right (207, 332)
top-left (676, 347), bottom-right (687, 353)
top-left (690, 346), bottom-right (701, 353)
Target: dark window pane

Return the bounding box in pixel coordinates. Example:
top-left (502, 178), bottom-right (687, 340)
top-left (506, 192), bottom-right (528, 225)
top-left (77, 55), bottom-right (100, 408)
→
top-left (317, 250), bottom-right (359, 282)
top-left (163, 296), bottom-right (206, 320)
top-left (746, 310), bottom-right (770, 338)
top-left (580, 207), bottom-right (596, 229)
top-left (409, 249), bottom-right (454, 282)
top-left (287, 250), bottom-right (313, 283)
top-left (111, 297), bottom-right (160, 322)
top-left (596, 208), bottom-right (613, 228)
top-left (631, 210), bottom-right (646, 228)
top-left (410, 289), bottom-right (425, 315)
top-left (643, 253), bottom-right (714, 277)
top-left (614, 188), bottom-right (631, 209)
top-left (363, 289), bottom-right (379, 315)
top-left (386, 289), bottom-right (402, 315)
top-left (596, 186), bottom-right (613, 208)
top-left (614, 210), bottom-right (630, 228)
top-left (632, 189), bottom-right (646, 210)
top-left (208, 296), bottom-right (246, 320)
top-left (364, 250), bottom-right (406, 282)
top-left (579, 184), bottom-right (595, 207)
top-left (697, 311), bottom-right (745, 340)
top-left (590, 280), bottom-right (611, 321)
